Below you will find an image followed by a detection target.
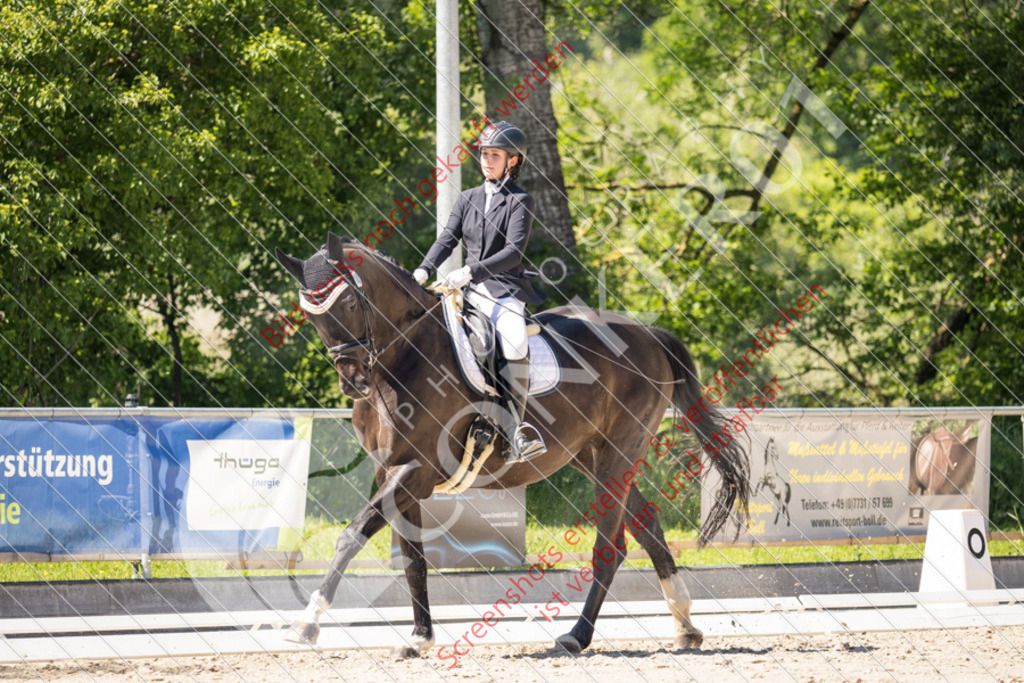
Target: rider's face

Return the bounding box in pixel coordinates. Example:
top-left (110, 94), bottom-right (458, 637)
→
top-left (480, 147), bottom-right (517, 181)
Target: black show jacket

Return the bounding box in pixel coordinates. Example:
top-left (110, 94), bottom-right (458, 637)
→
top-left (418, 181), bottom-right (546, 305)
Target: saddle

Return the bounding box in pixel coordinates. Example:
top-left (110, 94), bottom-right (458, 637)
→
top-left (439, 291), bottom-right (561, 399)
top-left (428, 290), bottom-right (561, 494)
top-left (915, 425), bottom-right (971, 492)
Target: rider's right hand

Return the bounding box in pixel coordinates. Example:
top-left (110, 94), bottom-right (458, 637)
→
top-left (442, 265), bottom-right (473, 290)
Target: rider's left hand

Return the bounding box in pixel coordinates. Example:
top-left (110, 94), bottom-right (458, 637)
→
top-left (443, 265), bottom-right (473, 289)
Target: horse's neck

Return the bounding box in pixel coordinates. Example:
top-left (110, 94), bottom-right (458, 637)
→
top-left (366, 275), bottom-right (441, 353)
top-left (362, 263), bottom-right (433, 322)
top-left (387, 286), bottom-right (437, 325)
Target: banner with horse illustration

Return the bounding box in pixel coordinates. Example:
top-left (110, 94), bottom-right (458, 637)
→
top-left (701, 410), bottom-right (992, 543)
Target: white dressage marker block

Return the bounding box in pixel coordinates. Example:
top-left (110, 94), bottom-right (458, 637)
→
top-left (919, 509), bottom-right (995, 595)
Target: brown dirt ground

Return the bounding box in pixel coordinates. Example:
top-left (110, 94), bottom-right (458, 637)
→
top-left (2, 625), bottom-right (1022, 682)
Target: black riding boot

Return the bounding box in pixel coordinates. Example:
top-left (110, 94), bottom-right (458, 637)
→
top-left (498, 357), bottom-right (547, 462)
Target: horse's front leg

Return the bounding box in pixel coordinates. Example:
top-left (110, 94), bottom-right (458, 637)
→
top-left (285, 463), bottom-right (428, 645)
top-left (393, 501), bottom-right (434, 658)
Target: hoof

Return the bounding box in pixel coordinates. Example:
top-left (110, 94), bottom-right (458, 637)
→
top-left (283, 621), bottom-right (320, 646)
top-left (393, 634), bottom-right (433, 659)
top-left (555, 633), bottom-right (582, 654)
top-left (674, 631), bottom-right (703, 650)
top-left (412, 634), bottom-right (435, 652)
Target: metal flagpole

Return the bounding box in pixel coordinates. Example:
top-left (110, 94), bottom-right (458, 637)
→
top-left (436, 0), bottom-right (462, 277)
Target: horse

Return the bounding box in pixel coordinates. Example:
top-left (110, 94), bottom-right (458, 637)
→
top-left (275, 233), bottom-right (750, 656)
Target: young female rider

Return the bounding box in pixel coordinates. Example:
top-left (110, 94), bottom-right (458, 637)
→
top-left (412, 121), bottom-right (547, 462)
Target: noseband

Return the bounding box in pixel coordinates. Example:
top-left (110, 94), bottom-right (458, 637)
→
top-left (297, 260), bottom-right (441, 390)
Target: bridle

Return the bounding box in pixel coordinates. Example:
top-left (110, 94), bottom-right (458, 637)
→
top-left (298, 259), bottom-right (441, 385)
top-left (302, 265), bottom-right (377, 372)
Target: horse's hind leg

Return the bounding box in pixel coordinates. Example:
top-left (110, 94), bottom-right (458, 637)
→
top-left (624, 487), bottom-right (703, 649)
top-left (555, 500), bottom-right (628, 653)
top-left (393, 502), bottom-right (434, 657)
top-left (285, 462), bottom-right (430, 645)
top-left (555, 442), bottom-right (631, 654)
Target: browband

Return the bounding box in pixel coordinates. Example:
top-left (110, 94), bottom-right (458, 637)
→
top-left (299, 270), bottom-right (363, 314)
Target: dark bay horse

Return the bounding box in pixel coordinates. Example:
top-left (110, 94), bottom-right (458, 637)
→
top-left (276, 233), bottom-right (749, 655)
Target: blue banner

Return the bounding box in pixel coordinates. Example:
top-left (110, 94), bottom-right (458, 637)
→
top-left (0, 417), bottom-right (142, 554)
top-left (0, 411), bottom-right (519, 567)
top-left (143, 417), bottom-right (303, 555)
top-left (0, 413), bottom-right (311, 557)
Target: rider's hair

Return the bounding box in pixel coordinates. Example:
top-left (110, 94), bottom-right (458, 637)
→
top-left (507, 153), bottom-right (524, 182)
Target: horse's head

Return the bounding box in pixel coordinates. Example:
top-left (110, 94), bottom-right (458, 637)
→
top-left (275, 232), bottom-right (431, 398)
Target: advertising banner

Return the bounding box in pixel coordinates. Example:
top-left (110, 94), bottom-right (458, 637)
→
top-left (183, 438), bottom-right (310, 532)
top-left (0, 413), bottom-right (312, 557)
top-left (145, 416), bottom-right (311, 553)
top-left (390, 487), bottom-right (526, 570)
top-left (0, 417), bottom-right (142, 555)
top-left (702, 411), bottom-right (992, 543)
top-left (3, 409), bottom-right (992, 561)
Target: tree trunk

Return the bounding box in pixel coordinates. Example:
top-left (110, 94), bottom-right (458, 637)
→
top-left (476, 0), bottom-right (575, 251)
top-left (157, 273), bottom-right (184, 406)
top-left (914, 305), bottom-right (972, 385)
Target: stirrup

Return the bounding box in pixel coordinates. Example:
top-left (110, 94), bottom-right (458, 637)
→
top-left (508, 423), bottom-right (547, 462)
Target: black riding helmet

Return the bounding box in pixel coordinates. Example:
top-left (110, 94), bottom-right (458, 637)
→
top-left (478, 121), bottom-right (526, 182)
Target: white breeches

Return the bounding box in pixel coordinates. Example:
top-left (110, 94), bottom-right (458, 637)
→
top-left (465, 283), bottom-right (529, 361)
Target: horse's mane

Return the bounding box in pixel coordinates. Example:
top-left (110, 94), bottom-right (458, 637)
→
top-left (344, 240), bottom-right (422, 292)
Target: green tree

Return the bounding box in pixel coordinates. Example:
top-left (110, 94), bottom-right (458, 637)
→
top-left (548, 0), bottom-right (1023, 524)
top-left (843, 2), bottom-right (1024, 405)
top-left (555, 0), bottom-right (1023, 411)
top-left (0, 0), bottom-right (435, 408)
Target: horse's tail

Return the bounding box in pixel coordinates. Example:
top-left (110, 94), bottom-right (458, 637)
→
top-left (649, 327), bottom-right (750, 547)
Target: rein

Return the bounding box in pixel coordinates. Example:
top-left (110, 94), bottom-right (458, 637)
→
top-left (336, 297), bottom-right (441, 369)
top-left (300, 254), bottom-right (470, 493)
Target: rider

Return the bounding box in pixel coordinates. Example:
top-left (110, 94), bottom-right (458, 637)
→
top-left (412, 121), bottom-right (547, 462)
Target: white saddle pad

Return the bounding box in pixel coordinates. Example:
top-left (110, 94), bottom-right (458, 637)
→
top-left (441, 295), bottom-right (560, 398)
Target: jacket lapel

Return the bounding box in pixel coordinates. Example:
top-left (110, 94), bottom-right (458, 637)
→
top-left (470, 185), bottom-right (487, 218)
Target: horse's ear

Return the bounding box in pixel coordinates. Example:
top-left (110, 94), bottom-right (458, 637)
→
top-left (275, 247), bottom-right (306, 285)
top-left (326, 231), bottom-right (350, 262)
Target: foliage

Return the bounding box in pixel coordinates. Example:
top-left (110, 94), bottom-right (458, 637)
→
top-left (551, 1), bottom-right (1024, 415)
top-left (305, 414), bottom-right (374, 523)
top-left (991, 415), bottom-right (1024, 528)
top-left (0, 0), bottom-right (436, 408)
top-left (2, 1), bottom-right (1023, 532)
top-left (527, 419), bottom-right (701, 531)
top-left (546, 0), bottom-right (1024, 523)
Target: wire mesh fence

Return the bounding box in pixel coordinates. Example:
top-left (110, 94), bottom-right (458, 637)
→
top-left (2, 0), bottom-right (1024, 679)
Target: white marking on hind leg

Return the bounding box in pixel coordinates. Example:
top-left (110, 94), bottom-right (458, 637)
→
top-left (411, 632), bottom-right (434, 651)
top-left (284, 590), bottom-right (331, 645)
top-left (660, 574), bottom-right (703, 648)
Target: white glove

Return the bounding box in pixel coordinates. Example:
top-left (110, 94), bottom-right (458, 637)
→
top-left (412, 268), bottom-right (429, 285)
top-left (442, 265), bottom-right (473, 289)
